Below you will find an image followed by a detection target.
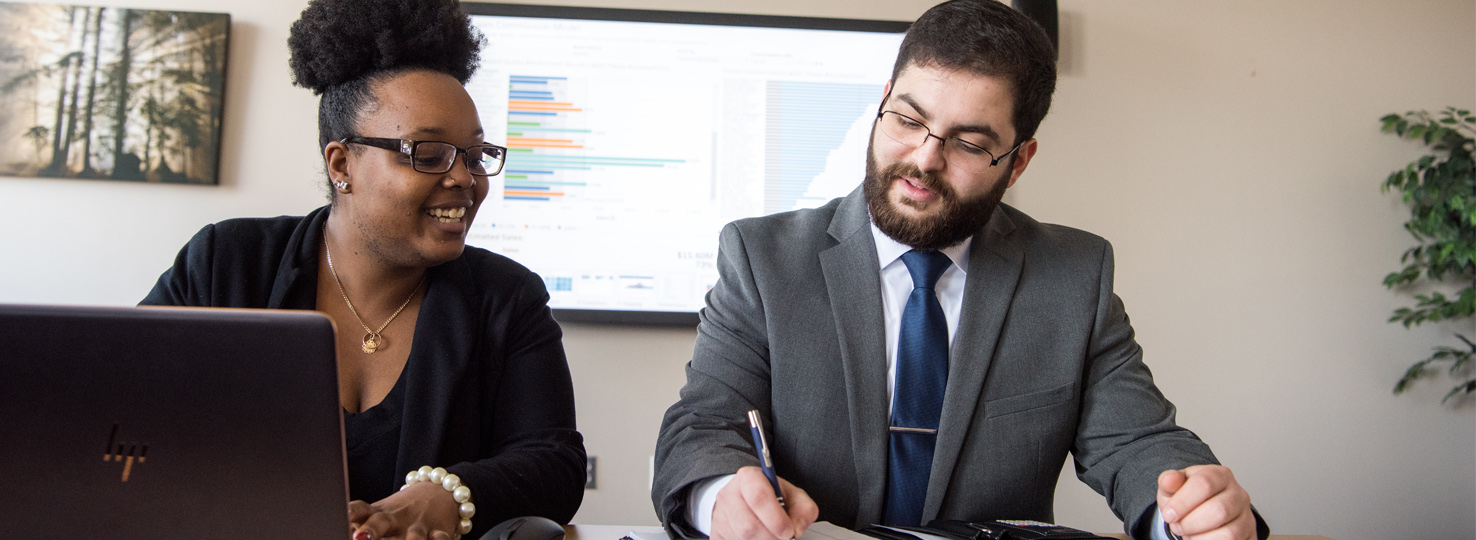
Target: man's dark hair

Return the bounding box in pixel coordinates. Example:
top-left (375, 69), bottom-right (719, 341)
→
top-left (890, 0), bottom-right (1057, 144)
top-left (287, 0), bottom-right (486, 198)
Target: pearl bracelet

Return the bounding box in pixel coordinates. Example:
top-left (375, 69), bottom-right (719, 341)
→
top-left (401, 465), bottom-right (476, 535)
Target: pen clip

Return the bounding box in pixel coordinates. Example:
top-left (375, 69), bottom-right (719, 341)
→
top-left (748, 410), bottom-right (774, 467)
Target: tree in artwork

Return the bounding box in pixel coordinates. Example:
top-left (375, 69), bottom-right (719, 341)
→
top-left (0, 3), bottom-right (229, 184)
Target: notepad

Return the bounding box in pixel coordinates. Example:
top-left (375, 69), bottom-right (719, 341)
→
top-left (804, 522), bottom-right (892, 540)
top-left (627, 521), bottom-right (877, 540)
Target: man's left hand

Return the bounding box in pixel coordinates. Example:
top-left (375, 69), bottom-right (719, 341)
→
top-left (1156, 465), bottom-right (1255, 540)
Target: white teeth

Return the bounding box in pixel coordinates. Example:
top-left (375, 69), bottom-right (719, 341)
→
top-left (426, 207), bottom-right (467, 222)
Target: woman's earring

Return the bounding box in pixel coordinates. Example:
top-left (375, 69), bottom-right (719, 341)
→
top-left (334, 181), bottom-right (350, 193)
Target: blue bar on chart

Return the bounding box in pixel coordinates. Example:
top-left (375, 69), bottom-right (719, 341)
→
top-left (763, 81), bottom-right (881, 214)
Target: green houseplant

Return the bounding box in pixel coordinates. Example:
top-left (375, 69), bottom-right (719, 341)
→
top-left (1380, 107), bottom-right (1476, 404)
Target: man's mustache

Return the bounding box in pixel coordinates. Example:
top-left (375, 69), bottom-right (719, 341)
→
top-left (879, 161), bottom-right (952, 199)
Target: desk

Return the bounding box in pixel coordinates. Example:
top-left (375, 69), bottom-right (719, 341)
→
top-left (563, 524), bottom-right (1337, 540)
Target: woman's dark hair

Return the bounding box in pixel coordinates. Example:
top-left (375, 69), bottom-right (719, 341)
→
top-left (890, 0), bottom-right (1056, 145)
top-left (287, 0), bottom-right (486, 195)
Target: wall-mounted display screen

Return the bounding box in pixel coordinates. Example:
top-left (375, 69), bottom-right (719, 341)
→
top-left (463, 3), bottom-right (908, 325)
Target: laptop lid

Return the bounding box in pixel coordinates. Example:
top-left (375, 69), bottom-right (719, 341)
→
top-left (0, 304), bottom-right (348, 539)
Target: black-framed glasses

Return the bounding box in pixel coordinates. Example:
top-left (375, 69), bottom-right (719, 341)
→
top-left (875, 111), bottom-right (1022, 169)
top-left (341, 136), bottom-right (507, 177)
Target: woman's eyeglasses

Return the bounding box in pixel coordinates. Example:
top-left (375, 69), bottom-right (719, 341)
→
top-left (341, 136), bottom-right (507, 177)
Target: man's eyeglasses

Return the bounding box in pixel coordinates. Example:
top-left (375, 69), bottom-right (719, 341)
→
top-left (875, 111), bottom-right (1022, 169)
top-left (340, 136), bottom-right (507, 177)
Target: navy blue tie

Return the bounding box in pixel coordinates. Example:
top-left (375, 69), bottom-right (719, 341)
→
top-left (883, 249), bottom-right (951, 526)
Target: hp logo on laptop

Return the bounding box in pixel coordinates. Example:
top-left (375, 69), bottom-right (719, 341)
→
top-left (103, 423), bottom-right (148, 482)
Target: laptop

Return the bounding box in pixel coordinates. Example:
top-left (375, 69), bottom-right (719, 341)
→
top-left (0, 304), bottom-right (349, 539)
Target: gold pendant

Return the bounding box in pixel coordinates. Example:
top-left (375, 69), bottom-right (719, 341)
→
top-left (362, 333), bottom-right (382, 354)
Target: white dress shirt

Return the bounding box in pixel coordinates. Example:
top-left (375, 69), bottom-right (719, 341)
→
top-left (870, 224), bottom-right (970, 414)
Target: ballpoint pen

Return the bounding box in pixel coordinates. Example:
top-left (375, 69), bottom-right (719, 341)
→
top-left (746, 409), bottom-right (787, 510)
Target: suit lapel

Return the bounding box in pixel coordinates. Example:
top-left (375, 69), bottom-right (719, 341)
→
top-left (818, 189), bottom-right (891, 525)
top-left (923, 208), bottom-right (1022, 520)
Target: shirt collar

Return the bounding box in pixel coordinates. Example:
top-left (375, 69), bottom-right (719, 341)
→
top-left (869, 220), bottom-right (972, 274)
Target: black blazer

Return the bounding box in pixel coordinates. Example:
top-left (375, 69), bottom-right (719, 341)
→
top-left (142, 206), bottom-right (586, 536)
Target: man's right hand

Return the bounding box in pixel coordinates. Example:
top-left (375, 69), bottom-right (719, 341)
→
top-left (710, 466), bottom-right (820, 540)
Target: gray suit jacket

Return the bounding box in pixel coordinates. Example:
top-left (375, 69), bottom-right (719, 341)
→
top-left (652, 188), bottom-right (1230, 539)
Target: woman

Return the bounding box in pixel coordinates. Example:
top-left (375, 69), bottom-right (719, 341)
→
top-left (141, 0), bottom-right (586, 538)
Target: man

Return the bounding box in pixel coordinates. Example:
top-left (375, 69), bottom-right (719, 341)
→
top-left (652, 2), bottom-right (1266, 540)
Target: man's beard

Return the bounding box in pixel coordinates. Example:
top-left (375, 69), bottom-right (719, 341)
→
top-left (863, 142), bottom-right (1009, 251)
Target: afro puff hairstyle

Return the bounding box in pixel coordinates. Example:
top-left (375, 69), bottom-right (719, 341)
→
top-left (287, 0), bottom-right (486, 169)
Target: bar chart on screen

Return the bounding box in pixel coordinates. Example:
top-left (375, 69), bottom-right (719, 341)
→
top-left (463, 11), bottom-right (904, 314)
top-left (467, 64), bottom-right (720, 312)
top-left (501, 75), bottom-right (690, 203)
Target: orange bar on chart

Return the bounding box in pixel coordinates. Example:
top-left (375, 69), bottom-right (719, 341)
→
top-left (504, 190), bottom-right (566, 197)
top-left (508, 100), bottom-right (575, 107)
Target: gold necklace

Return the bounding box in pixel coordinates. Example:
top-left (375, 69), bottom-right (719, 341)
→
top-left (323, 228), bottom-right (425, 354)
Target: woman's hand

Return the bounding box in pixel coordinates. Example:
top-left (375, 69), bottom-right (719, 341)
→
top-left (348, 481), bottom-right (463, 540)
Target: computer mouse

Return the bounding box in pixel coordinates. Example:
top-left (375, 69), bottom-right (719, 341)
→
top-left (479, 516), bottom-right (566, 540)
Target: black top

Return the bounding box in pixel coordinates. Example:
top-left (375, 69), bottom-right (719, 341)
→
top-left (345, 372), bottom-right (407, 504)
top-left (141, 206), bottom-right (587, 536)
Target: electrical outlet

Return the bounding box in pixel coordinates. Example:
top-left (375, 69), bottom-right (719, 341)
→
top-left (585, 455), bottom-right (597, 489)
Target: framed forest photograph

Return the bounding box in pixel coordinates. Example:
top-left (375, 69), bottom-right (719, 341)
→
top-left (0, 3), bottom-right (229, 184)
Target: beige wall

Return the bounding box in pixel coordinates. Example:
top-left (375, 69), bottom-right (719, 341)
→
top-left (1, 1), bottom-right (1472, 539)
